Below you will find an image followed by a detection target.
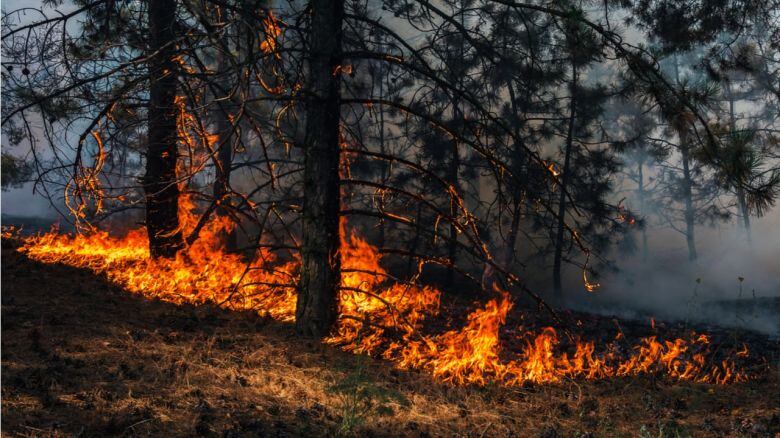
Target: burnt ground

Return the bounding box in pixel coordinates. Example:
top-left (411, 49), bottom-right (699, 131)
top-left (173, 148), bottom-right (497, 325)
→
top-left (2, 242), bottom-right (780, 437)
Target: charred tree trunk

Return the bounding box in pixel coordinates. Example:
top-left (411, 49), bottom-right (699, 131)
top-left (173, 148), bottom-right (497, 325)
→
top-left (552, 63), bottom-right (577, 304)
top-left (505, 200), bottom-right (522, 267)
top-left (144, 0), bottom-right (184, 259)
top-left (377, 60), bottom-right (388, 249)
top-left (212, 21), bottom-right (237, 252)
top-left (295, 0), bottom-right (344, 337)
top-left (445, 4), bottom-right (466, 291)
top-left (504, 80), bottom-right (526, 268)
top-left (407, 202), bottom-right (424, 277)
top-left (446, 122), bottom-right (460, 290)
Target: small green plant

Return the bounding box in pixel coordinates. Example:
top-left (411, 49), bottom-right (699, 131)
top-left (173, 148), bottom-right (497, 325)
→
top-left (638, 420), bottom-right (690, 438)
top-left (327, 357), bottom-right (408, 436)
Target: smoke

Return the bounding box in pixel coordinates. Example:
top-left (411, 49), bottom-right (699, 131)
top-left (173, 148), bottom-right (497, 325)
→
top-left (1, 184), bottom-right (60, 218)
top-left (567, 213), bottom-right (780, 336)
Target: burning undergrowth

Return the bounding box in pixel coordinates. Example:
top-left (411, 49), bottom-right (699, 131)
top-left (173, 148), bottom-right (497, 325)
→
top-left (7, 201), bottom-right (767, 386)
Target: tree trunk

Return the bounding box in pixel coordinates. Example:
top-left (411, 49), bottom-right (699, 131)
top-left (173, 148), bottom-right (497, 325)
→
top-left (552, 63), bottom-right (577, 304)
top-left (144, 0), bottom-right (184, 259)
top-left (736, 185), bottom-right (751, 242)
top-left (445, 4), bottom-right (466, 290)
top-left (728, 84), bottom-right (752, 242)
top-left (504, 79), bottom-right (524, 268)
top-left (407, 202), bottom-right (423, 277)
top-left (680, 136), bottom-right (698, 261)
top-left (377, 60), bottom-right (388, 249)
top-left (673, 55), bottom-right (697, 261)
top-left (295, 0), bottom-right (344, 337)
top-left (446, 125), bottom-right (460, 290)
top-left (212, 18), bottom-right (237, 252)
top-left (638, 161), bottom-right (649, 261)
top-left (505, 200), bottom-right (522, 268)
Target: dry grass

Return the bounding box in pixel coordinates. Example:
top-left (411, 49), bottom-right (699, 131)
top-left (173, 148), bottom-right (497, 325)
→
top-left (2, 244), bottom-right (779, 437)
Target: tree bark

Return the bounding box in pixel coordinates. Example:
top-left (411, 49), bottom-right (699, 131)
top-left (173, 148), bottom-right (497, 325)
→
top-left (406, 202), bottom-right (423, 277)
top-left (637, 161), bottom-right (649, 261)
top-left (377, 59), bottom-right (388, 249)
top-left (736, 185), bottom-right (751, 241)
top-left (445, 124), bottom-right (460, 290)
top-left (673, 55), bottom-right (697, 261)
top-left (552, 63), bottom-right (577, 304)
top-left (212, 13), bottom-right (237, 252)
top-left (728, 84), bottom-right (752, 242)
top-left (445, 4), bottom-right (466, 290)
top-left (680, 135), bottom-right (698, 261)
top-left (144, 0), bottom-right (184, 259)
top-left (295, 0), bottom-right (344, 337)
top-left (504, 79), bottom-right (526, 268)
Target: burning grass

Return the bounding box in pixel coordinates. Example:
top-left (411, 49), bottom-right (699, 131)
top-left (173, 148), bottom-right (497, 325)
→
top-left (7, 199), bottom-right (763, 387)
top-left (2, 244), bottom-right (779, 436)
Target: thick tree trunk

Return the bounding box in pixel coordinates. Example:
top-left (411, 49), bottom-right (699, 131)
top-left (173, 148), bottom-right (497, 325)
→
top-left (552, 64), bottom-right (577, 304)
top-left (295, 0), bottom-right (344, 337)
top-left (144, 0), bottom-right (184, 259)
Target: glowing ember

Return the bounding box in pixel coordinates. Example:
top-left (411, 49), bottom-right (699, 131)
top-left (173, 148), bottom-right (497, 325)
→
top-left (12, 201), bottom-right (751, 386)
top-left (260, 11), bottom-right (281, 56)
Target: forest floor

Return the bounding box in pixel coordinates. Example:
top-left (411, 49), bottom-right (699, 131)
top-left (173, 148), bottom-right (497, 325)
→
top-left (2, 241), bottom-right (780, 437)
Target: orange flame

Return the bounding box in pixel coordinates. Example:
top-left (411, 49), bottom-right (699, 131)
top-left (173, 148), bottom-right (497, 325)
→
top-left (14, 201), bottom-right (751, 386)
top-left (260, 11), bottom-right (281, 57)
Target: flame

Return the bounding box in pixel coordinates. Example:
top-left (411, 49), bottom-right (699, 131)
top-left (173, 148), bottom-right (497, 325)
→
top-left (13, 201), bottom-right (752, 386)
top-left (544, 161), bottom-right (560, 177)
top-left (19, 196), bottom-right (299, 321)
top-left (260, 11), bottom-right (281, 57)
top-left (428, 291), bottom-right (512, 384)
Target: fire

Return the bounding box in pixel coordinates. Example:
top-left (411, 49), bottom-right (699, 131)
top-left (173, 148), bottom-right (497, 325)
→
top-left (12, 200), bottom-right (752, 386)
top-left (19, 196), bottom-right (299, 321)
top-left (260, 11), bottom-right (281, 57)
top-left (328, 229), bottom-right (441, 356)
top-left (428, 291), bottom-right (512, 385)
